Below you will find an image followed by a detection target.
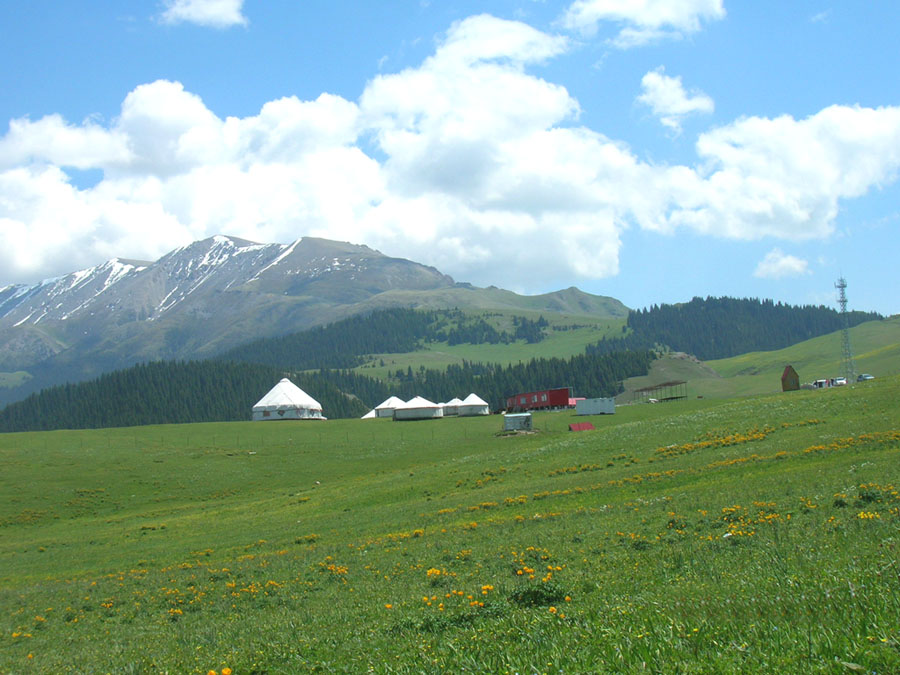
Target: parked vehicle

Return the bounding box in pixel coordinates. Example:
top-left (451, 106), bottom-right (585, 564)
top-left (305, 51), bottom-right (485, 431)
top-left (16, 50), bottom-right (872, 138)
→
top-left (857, 373), bottom-right (875, 381)
top-left (833, 376), bottom-right (847, 386)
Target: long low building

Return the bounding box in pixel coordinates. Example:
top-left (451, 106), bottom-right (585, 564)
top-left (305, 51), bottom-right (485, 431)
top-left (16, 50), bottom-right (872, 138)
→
top-left (575, 397), bottom-right (615, 415)
top-left (506, 387), bottom-right (571, 412)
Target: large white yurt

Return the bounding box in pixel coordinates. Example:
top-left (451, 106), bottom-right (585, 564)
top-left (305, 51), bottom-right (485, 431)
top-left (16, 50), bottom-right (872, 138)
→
top-left (252, 378), bottom-right (325, 421)
top-left (375, 395), bottom-right (405, 418)
top-left (442, 397), bottom-right (463, 416)
top-left (457, 393), bottom-right (490, 417)
top-left (393, 396), bottom-right (443, 421)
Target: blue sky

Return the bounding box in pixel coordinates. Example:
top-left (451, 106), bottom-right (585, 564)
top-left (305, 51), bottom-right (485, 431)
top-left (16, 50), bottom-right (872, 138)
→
top-left (1, 1), bottom-right (898, 315)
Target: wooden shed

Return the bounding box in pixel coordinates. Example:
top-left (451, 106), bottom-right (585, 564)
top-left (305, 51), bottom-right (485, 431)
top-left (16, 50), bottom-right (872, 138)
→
top-left (781, 365), bottom-right (800, 392)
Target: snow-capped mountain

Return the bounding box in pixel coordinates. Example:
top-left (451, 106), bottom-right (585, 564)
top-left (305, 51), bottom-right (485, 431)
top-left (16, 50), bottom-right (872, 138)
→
top-left (0, 236), bottom-right (454, 400)
top-left (0, 235), bottom-right (451, 329)
top-left (0, 258), bottom-right (151, 326)
top-left (0, 234), bottom-right (625, 407)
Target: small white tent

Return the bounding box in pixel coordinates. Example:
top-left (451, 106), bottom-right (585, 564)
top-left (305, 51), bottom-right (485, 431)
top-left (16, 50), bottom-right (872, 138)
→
top-left (375, 395), bottom-right (405, 418)
top-left (442, 397), bottom-right (463, 416)
top-left (252, 378), bottom-right (325, 421)
top-left (393, 396), bottom-right (443, 421)
top-left (361, 409), bottom-right (377, 419)
top-left (458, 393), bottom-right (490, 417)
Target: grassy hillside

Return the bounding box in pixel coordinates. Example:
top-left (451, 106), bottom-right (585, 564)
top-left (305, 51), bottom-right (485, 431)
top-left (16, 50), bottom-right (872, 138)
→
top-left (708, 315), bottom-right (900, 382)
top-left (358, 312), bottom-right (624, 379)
top-left (356, 285), bottom-right (629, 318)
top-left (619, 316), bottom-right (900, 402)
top-left (0, 371), bottom-right (30, 390)
top-left (2, 377), bottom-right (899, 671)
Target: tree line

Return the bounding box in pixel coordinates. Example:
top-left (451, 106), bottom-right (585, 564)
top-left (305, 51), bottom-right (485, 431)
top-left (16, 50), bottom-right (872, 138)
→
top-left (587, 296), bottom-right (882, 361)
top-left (0, 361), bottom-right (368, 432)
top-left (0, 349), bottom-right (654, 432)
top-left (322, 349), bottom-right (654, 412)
top-left (221, 307), bottom-right (553, 369)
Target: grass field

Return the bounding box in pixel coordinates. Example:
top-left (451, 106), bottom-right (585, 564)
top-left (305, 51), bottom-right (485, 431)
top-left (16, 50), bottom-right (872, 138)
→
top-left (1, 377), bottom-right (899, 672)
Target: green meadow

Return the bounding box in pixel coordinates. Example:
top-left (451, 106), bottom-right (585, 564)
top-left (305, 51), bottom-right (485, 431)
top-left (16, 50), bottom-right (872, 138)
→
top-left (620, 317), bottom-right (900, 402)
top-left (356, 312), bottom-right (626, 380)
top-left (2, 378), bottom-right (899, 673)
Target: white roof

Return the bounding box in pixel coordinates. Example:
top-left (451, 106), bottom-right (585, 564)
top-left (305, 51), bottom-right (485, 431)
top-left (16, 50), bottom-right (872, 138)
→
top-left (252, 378), bottom-right (322, 411)
top-left (395, 396), bottom-right (440, 409)
top-left (375, 395), bottom-right (405, 410)
top-left (460, 393), bottom-right (489, 406)
top-left (361, 409), bottom-right (377, 419)
top-left (445, 397), bottom-right (464, 406)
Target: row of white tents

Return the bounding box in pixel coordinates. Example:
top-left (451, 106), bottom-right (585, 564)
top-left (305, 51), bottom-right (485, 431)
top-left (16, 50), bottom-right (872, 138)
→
top-left (251, 379), bottom-right (491, 422)
top-left (361, 393), bottom-right (490, 420)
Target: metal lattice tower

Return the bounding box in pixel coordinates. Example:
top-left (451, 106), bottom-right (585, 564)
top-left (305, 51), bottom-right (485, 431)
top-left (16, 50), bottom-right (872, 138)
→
top-left (835, 277), bottom-right (856, 383)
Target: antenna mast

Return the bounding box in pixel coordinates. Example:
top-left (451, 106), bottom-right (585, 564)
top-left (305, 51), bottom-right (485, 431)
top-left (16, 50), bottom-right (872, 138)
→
top-left (835, 277), bottom-right (856, 383)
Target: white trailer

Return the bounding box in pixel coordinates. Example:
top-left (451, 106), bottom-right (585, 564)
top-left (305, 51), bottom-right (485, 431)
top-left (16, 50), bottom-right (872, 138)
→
top-left (575, 397), bottom-right (615, 415)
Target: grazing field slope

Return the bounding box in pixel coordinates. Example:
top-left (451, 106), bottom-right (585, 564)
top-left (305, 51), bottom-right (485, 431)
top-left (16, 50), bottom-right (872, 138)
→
top-left (619, 316), bottom-right (900, 402)
top-left (1, 377), bottom-right (899, 671)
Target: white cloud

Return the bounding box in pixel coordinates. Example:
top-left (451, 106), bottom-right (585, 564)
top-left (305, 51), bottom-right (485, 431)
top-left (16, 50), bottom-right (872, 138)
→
top-left (637, 67), bottom-right (714, 132)
top-left (0, 79), bottom-right (374, 282)
top-left (0, 114), bottom-right (131, 170)
top-left (560, 0), bottom-right (725, 47)
top-left (669, 105), bottom-right (900, 240)
top-left (2, 15), bottom-right (900, 294)
top-left (159, 0), bottom-right (247, 28)
top-left (753, 249), bottom-right (810, 279)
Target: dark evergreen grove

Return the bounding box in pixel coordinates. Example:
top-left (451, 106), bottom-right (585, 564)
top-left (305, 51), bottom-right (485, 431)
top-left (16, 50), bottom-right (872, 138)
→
top-left (0, 350), bottom-right (653, 432)
top-left (0, 361), bottom-right (368, 432)
top-left (587, 296), bottom-right (882, 361)
top-left (317, 349), bottom-right (655, 413)
top-left (219, 308), bottom-right (442, 369)
top-left (219, 308), bottom-right (553, 370)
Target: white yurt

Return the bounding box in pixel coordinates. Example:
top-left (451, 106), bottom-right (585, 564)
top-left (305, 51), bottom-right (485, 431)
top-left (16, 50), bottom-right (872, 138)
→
top-left (458, 393), bottom-right (490, 417)
top-left (393, 396), bottom-right (443, 421)
top-left (375, 395), bottom-right (405, 418)
top-left (442, 397), bottom-right (463, 416)
top-left (252, 378), bottom-right (325, 421)
top-left (360, 409), bottom-right (377, 419)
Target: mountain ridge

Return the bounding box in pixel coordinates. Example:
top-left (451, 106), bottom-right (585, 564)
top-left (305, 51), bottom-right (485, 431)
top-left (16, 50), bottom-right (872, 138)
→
top-left (0, 235), bottom-right (626, 405)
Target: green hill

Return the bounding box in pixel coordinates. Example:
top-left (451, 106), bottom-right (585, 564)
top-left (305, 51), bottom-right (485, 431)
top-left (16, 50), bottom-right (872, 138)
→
top-left (4, 300), bottom-right (896, 432)
top-left (618, 316), bottom-right (900, 402)
top-left (2, 377), bottom-right (899, 671)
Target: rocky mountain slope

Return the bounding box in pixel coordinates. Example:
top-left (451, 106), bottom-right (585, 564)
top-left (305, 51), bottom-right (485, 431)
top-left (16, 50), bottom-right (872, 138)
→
top-left (0, 235), bottom-right (625, 405)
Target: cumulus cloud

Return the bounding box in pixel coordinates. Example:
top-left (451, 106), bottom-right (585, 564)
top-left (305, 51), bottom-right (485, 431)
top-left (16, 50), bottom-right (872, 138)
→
top-left (753, 249), bottom-right (810, 279)
top-left (560, 0), bottom-right (725, 47)
top-left (670, 105), bottom-right (900, 240)
top-left (0, 79), bottom-right (375, 281)
top-left (159, 0), bottom-right (247, 28)
top-left (637, 67), bottom-right (714, 132)
top-left (2, 14), bottom-right (900, 292)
